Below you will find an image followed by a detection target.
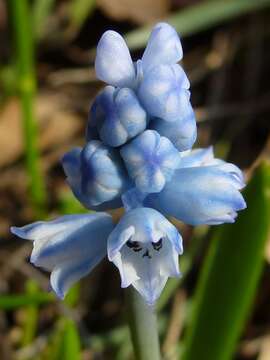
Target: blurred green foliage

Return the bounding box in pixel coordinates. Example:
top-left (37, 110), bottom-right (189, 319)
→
top-left (125, 0), bottom-right (270, 49)
top-left (183, 162), bottom-right (270, 360)
top-left (2, 0), bottom-right (270, 359)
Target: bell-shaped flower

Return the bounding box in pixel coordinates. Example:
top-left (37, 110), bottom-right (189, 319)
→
top-left (180, 147), bottom-right (246, 186)
top-left (138, 64), bottom-right (190, 122)
top-left (107, 208), bottom-right (183, 305)
top-left (95, 22), bottom-right (184, 90)
top-left (11, 213), bottom-right (114, 298)
top-left (62, 141), bottom-right (130, 210)
top-left (120, 130), bottom-right (181, 194)
top-left (150, 92), bottom-right (197, 151)
top-left (86, 86), bottom-right (147, 147)
top-left (145, 148), bottom-right (246, 225)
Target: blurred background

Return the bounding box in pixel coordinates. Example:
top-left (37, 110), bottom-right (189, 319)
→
top-left (1, 0), bottom-right (270, 359)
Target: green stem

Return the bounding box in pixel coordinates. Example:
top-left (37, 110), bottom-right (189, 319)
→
top-left (9, 0), bottom-right (46, 214)
top-left (125, 287), bottom-right (160, 360)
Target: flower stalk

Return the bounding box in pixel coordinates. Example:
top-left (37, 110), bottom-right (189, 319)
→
top-left (9, 0), bottom-right (46, 214)
top-left (126, 287), bottom-right (160, 360)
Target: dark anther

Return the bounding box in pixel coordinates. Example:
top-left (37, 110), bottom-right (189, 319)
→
top-left (126, 240), bottom-right (142, 252)
top-left (152, 238), bottom-right (163, 251)
top-left (142, 249), bottom-right (152, 259)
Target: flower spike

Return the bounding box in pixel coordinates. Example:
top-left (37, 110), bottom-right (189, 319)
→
top-left (11, 23), bottom-right (246, 306)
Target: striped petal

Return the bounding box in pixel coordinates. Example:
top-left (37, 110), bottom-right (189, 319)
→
top-left (11, 213), bottom-right (114, 298)
top-left (107, 208), bottom-right (182, 304)
top-left (146, 165), bottom-right (246, 225)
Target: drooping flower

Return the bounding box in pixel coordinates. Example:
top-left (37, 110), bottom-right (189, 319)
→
top-left (11, 213), bottom-right (114, 298)
top-left (145, 148), bottom-right (246, 225)
top-left (107, 208), bottom-right (183, 305)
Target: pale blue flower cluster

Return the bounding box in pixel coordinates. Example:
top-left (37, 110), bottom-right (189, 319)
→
top-left (11, 23), bottom-right (246, 305)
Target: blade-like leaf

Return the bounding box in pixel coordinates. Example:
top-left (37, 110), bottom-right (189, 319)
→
top-left (125, 0), bottom-right (270, 50)
top-left (53, 318), bottom-right (81, 360)
top-left (0, 292), bottom-right (55, 310)
top-left (21, 280), bottom-right (39, 346)
top-left (69, 0), bottom-right (96, 31)
top-left (182, 161), bottom-right (270, 360)
top-left (32, 0), bottom-right (56, 40)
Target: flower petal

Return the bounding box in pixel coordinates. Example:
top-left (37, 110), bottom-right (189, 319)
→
top-left (180, 148), bottom-right (245, 189)
top-left (138, 65), bottom-right (190, 122)
top-left (62, 141), bottom-right (129, 209)
top-left (141, 22), bottom-right (183, 72)
top-left (50, 257), bottom-right (99, 299)
top-left (120, 130), bottom-right (181, 193)
top-left (146, 166), bottom-right (246, 225)
top-left (88, 86), bottom-right (147, 147)
top-left (95, 30), bottom-right (135, 87)
top-left (113, 229), bottom-right (180, 304)
top-left (150, 96), bottom-right (197, 151)
top-left (107, 208), bottom-right (182, 304)
top-left (11, 213), bottom-right (114, 298)
top-left (180, 147), bottom-right (214, 168)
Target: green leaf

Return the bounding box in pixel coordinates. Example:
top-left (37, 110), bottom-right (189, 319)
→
top-left (21, 280), bottom-right (40, 346)
top-left (58, 190), bottom-right (87, 215)
top-left (0, 292), bottom-right (55, 310)
top-left (52, 318), bottom-right (81, 360)
top-left (64, 283), bottom-right (80, 308)
top-left (182, 161), bottom-right (270, 360)
top-left (125, 0), bottom-right (270, 50)
top-left (32, 0), bottom-right (56, 40)
top-left (68, 0), bottom-right (96, 32)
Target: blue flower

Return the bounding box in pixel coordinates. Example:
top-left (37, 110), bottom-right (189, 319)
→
top-left (62, 141), bottom-right (129, 209)
top-left (107, 208), bottom-right (183, 305)
top-left (145, 148), bottom-right (246, 225)
top-left (138, 64), bottom-right (190, 122)
top-left (120, 130), bottom-right (181, 193)
top-left (11, 213), bottom-right (114, 298)
top-left (95, 22), bottom-right (183, 89)
top-left (10, 23), bottom-right (247, 305)
top-left (95, 30), bottom-right (136, 88)
top-left (140, 22), bottom-right (183, 72)
top-left (86, 85), bottom-right (147, 147)
top-left (94, 22), bottom-right (195, 147)
top-left (149, 92), bottom-right (197, 151)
